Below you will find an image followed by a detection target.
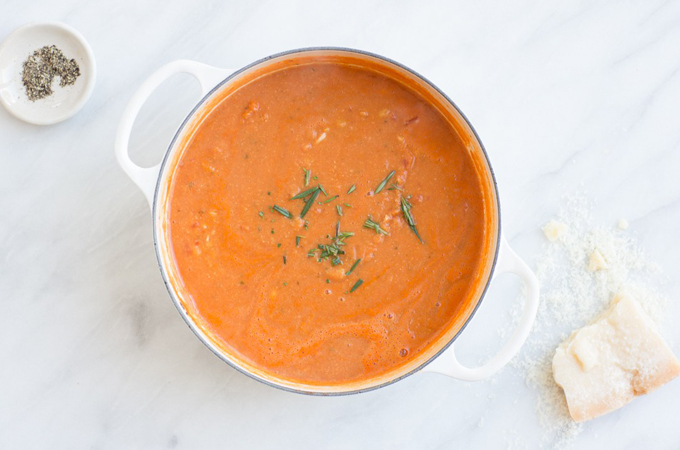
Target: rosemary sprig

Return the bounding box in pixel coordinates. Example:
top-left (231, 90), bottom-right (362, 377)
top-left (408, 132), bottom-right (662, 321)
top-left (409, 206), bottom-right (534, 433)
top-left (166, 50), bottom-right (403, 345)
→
top-left (346, 258), bottom-right (361, 276)
top-left (375, 170), bottom-right (395, 194)
top-left (349, 279), bottom-right (364, 293)
top-left (364, 216), bottom-right (389, 235)
top-left (347, 184), bottom-right (356, 194)
top-left (272, 205), bottom-right (292, 219)
top-left (303, 168), bottom-right (311, 186)
top-left (400, 196), bottom-right (423, 243)
top-left (291, 186), bottom-right (319, 200)
top-left (300, 188), bottom-right (321, 218)
top-left (322, 195), bottom-right (338, 204)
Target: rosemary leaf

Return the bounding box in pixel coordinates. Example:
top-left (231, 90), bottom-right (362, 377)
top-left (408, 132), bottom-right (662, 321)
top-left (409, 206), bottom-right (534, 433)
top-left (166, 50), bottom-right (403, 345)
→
top-left (400, 196), bottom-right (424, 243)
top-left (303, 168), bottom-right (311, 187)
top-left (272, 205), bottom-right (292, 219)
top-left (300, 188), bottom-right (321, 218)
top-left (349, 279), bottom-right (364, 293)
top-left (322, 195), bottom-right (338, 204)
top-left (375, 170), bottom-right (395, 194)
top-left (346, 258), bottom-right (361, 276)
top-left (347, 184), bottom-right (356, 194)
top-left (291, 186), bottom-right (319, 200)
top-left (336, 205), bottom-right (343, 216)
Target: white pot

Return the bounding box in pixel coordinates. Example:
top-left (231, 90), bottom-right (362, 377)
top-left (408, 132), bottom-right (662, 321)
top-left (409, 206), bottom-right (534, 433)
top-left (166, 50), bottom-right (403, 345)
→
top-left (115, 48), bottom-right (539, 395)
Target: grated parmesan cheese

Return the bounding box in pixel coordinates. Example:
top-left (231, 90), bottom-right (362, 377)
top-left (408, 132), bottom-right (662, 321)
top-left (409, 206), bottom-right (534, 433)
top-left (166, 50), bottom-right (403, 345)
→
top-left (587, 249), bottom-right (608, 272)
top-left (506, 195), bottom-right (669, 448)
top-left (542, 219), bottom-right (567, 242)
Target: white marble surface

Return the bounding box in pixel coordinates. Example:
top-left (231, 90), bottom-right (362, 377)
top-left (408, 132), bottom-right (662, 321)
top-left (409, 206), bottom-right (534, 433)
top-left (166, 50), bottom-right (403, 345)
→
top-left (2, 1), bottom-right (680, 448)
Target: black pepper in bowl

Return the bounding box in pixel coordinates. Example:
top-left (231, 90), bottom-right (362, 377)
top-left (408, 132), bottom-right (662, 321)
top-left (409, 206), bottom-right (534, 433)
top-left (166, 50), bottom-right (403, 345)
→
top-left (21, 45), bottom-right (81, 101)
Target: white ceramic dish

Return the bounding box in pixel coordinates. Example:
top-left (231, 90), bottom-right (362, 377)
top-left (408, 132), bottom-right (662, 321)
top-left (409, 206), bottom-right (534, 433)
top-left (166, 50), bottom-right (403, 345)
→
top-left (0, 22), bottom-right (96, 125)
top-left (116, 49), bottom-right (540, 394)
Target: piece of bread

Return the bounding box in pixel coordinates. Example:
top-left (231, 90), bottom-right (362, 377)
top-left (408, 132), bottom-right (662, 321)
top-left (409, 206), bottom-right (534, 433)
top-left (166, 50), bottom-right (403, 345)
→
top-left (552, 294), bottom-right (680, 422)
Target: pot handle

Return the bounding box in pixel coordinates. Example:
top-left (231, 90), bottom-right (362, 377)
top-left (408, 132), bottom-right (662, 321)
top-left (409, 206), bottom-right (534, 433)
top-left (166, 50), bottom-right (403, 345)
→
top-left (421, 236), bottom-right (539, 381)
top-left (115, 60), bottom-right (234, 207)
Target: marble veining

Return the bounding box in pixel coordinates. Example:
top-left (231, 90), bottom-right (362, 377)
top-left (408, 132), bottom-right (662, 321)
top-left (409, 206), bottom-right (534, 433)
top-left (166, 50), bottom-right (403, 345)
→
top-left (1, 0), bottom-right (679, 448)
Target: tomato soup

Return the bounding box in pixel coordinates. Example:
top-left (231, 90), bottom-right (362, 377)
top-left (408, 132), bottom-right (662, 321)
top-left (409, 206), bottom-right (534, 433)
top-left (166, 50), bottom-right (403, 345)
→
top-left (166, 57), bottom-right (494, 386)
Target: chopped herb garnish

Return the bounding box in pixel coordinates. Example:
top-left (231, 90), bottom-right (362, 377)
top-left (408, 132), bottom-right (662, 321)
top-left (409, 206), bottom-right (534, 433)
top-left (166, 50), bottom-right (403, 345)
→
top-left (313, 176), bottom-right (318, 180)
top-left (307, 248), bottom-right (317, 257)
top-left (364, 216), bottom-right (389, 235)
top-left (303, 168), bottom-right (311, 187)
top-left (322, 195), bottom-right (338, 204)
top-left (344, 203), bottom-right (352, 208)
top-left (336, 205), bottom-right (343, 216)
top-left (272, 205), bottom-right (292, 219)
top-left (314, 226), bottom-right (354, 265)
top-left (283, 255), bottom-right (287, 264)
top-left (346, 258), bottom-right (361, 276)
top-left (318, 184), bottom-right (328, 196)
top-left (375, 170), bottom-right (395, 194)
top-left (271, 229), bottom-right (275, 234)
top-left (300, 188), bottom-right (321, 218)
top-left (291, 186), bottom-right (319, 200)
top-left (347, 184), bottom-right (356, 194)
top-left (350, 279), bottom-right (364, 293)
top-left (400, 196), bottom-right (423, 243)
top-left (277, 243), bottom-right (281, 248)
top-left (387, 183), bottom-right (402, 191)
top-left (296, 236), bottom-right (303, 247)
top-left (258, 211), bottom-right (264, 218)
top-left (326, 279), bottom-right (330, 283)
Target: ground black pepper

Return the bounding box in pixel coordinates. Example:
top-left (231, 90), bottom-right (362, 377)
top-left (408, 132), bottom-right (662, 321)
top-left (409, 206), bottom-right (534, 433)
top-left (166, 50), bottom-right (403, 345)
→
top-left (21, 45), bottom-right (81, 101)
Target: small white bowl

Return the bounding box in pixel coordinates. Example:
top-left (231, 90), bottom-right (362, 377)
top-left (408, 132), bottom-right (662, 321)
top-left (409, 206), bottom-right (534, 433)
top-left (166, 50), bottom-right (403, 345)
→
top-left (0, 22), bottom-right (96, 125)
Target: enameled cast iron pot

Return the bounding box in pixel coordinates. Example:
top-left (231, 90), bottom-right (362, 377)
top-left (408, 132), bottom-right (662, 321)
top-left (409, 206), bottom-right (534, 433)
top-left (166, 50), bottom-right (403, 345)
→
top-left (115, 48), bottom-right (539, 395)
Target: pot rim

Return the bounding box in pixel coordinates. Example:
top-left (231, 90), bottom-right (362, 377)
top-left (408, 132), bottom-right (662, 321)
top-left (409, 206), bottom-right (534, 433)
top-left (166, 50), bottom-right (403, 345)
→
top-left (151, 46), bottom-right (502, 396)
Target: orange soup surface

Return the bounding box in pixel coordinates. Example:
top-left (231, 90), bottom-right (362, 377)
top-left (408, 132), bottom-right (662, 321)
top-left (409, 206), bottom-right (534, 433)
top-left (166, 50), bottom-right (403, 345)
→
top-left (168, 59), bottom-right (490, 386)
